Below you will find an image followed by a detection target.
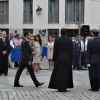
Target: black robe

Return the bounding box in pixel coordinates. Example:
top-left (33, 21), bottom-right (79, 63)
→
top-left (48, 36), bottom-right (73, 90)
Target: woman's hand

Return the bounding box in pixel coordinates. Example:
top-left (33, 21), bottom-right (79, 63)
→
top-left (50, 48), bottom-right (53, 50)
top-left (39, 53), bottom-right (41, 57)
top-left (33, 53), bottom-right (36, 57)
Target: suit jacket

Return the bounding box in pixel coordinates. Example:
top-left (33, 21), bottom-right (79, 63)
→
top-left (73, 41), bottom-right (81, 56)
top-left (53, 36), bottom-right (73, 62)
top-left (0, 38), bottom-right (10, 56)
top-left (20, 39), bottom-right (33, 64)
top-left (86, 38), bottom-right (100, 64)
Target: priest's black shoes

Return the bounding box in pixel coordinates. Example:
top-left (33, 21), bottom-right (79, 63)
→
top-left (58, 89), bottom-right (67, 92)
top-left (14, 84), bottom-right (24, 87)
top-left (36, 82), bottom-right (44, 87)
top-left (88, 89), bottom-right (99, 91)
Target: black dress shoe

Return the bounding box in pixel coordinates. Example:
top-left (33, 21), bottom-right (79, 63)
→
top-left (88, 89), bottom-right (99, 91)
top-left (62, 89), bottom-right (67, 92)
top-left (58, 89), bottom-right (67, 92)
top-left (14, 84), bottom-right (24, 87)
top-left (88, 89), bottom-right (92, 91)
top-left (58, 89), bottom-right (62, 92)
top-left (5, 73), bottom-right (8, 76)
top-left (36, 82), bottom-right (44, 87)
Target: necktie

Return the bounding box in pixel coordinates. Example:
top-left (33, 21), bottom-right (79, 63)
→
top-left (3, 38), bottom-right (5, 46)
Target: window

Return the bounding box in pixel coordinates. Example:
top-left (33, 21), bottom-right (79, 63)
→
top-left (65, 0), bottom-right (84, 23)
top-left (23, 29), bottom-right (33, 34)
top-left (48, 29), bottom-right (59, 38)
top-left (48, 0), bottom-right (59, 23)
top-left (23, 0), bottom-right (33, 23)
top-left (0, 29), bottom-right (9, 35)
top-left (0, 1), bottom-right (9, 23)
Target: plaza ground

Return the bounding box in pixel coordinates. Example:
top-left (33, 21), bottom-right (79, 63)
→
top-left (0, 60), bottom-right (100, 100)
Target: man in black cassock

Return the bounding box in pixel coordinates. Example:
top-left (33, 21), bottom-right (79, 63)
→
top-left (48, 28), bottom-right (73, 92)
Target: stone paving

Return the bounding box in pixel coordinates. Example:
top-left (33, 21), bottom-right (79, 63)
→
top-left (0, 60), bottom-right (100, 100)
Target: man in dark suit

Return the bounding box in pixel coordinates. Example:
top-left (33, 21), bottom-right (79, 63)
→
top-left (0, 31), bottom-right (11, 76)
top-left (14, 32), bottom-right (44, 87)
top-left (87, 29), bottom-right (100, 91)
top-left (48, 28), bottom-right (73, 92)
top-left (73, 36), bottom-right (81, 70)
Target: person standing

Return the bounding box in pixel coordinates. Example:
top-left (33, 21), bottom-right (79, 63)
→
top-left (0, 31), bottom-right (11, 76)
top-left (33, 35), bottom-right (42, 74)
top-left (48, 28), bottom-right (73, 92)
top-left (87, 29), bottom-right (100, 91)
top-left (14, 32), bottom-right (44, 87)
top-left (81, 37), bottom-right (88, 69)
top-left (73, 36), bottom-right (81, 70)
top-left (44, 36), bottom-right (54, 70)
top-left (14, 34), bottom-right (22, 68)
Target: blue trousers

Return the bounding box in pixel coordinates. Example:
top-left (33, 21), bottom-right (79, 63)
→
top-left (73, 55), bottom-right (79, 69)
top-left (89, 64), bottom-right (100, 91)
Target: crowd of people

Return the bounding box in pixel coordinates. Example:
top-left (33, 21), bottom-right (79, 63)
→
top-left (0, 31), bottom-right (54, 75)
top-left (0, 28), bottom-right (100, 92)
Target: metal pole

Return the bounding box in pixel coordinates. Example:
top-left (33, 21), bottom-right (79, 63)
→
top-left (78, 0), bottom-right (82, 69)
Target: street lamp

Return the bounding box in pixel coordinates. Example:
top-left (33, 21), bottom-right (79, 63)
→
top-left (36, 6), bottom-right (42, 16)
top-left (38, 29), bottom-right (46, 37)
top-left (15, 30), bottom-right (17, 34)
top-left (78, 0), bottom-right (82, 69)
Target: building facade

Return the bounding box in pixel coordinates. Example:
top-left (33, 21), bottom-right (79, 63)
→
top-left (0, 0), bottom-right (100, 42)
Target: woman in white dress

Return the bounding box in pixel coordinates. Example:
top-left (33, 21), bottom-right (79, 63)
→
top-left (44, 36), bottom-right (54, 70)
top-left (33, 35), bottom-right (42, 74)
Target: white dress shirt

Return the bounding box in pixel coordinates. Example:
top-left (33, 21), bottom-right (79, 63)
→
top-left (10, 41), bottom-right (15, 48)
top-left (81, 40), bottom-right (88, 52)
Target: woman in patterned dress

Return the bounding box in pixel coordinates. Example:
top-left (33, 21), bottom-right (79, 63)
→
top-left (33, 35), bottom-right (42, 74)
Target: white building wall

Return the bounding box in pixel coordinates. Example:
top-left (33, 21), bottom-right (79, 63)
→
top-left (0, 0), bottom-right (100, 36)
top-left (9, 0), bottom-right (23, 34)
top-left (84, 0), bottom-right (100, 29)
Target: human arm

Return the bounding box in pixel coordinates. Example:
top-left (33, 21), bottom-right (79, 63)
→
top-left (53, 39), bottom-right (57, 61)
top-left (86, 42), bottom-right (90, 62)
top-left (69, 40), bottom-right (73, 62)
top-left (43, 43), bottom-right (48, 46)
top-left (10, 41), bottom-right (15, 48)
top-left (23, 41), bottom-right (32, 64)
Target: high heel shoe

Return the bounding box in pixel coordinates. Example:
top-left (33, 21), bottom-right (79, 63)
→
top-left (37, 70), bottom-right (40, 74)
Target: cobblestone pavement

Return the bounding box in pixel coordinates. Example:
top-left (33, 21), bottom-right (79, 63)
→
top-left (0, 90), bottom-right (100, 100)
top-left (0, 60), bottom-right (100, 100)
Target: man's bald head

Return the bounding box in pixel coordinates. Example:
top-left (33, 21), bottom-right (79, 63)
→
top-left (2, 31), bottom-right (7, 38)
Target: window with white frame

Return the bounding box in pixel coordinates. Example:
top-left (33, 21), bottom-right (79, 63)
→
top-left (65, 0), bottom-right (84, 23)
top-left (0, 0), bottom-right (9, 23)
top-left (23, 0), bottom-right (33, 23)
top-left (48, 0), bottom-right (59, 23)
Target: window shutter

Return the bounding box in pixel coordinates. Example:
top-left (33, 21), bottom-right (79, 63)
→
top-left (24, 1), bottom-right (26, 22)
top-left (24, 0), bottom-right (33, 23)
top-left (81, 0), bottom-right (84, 22)
top-left (48, 0), bottom-right (52, 23)
top-left (4, 1), bottom-right (8, 22)
top-left (0, 1), bottom-right (9, 23)
top-left (74, 0), bottom-right (79, 22)
top-left (0, 2), bottom-right (4, 22)
top-left (68, 0), bottom-right (73, 22)
top-left (51, 1), bottom-right (54, 22)
top-left (26, 0), bottom-right (30, 22)
top-left (30, 0), bottom-right (33, 22)
top-left (55, 0), bottom-right (59, 23)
